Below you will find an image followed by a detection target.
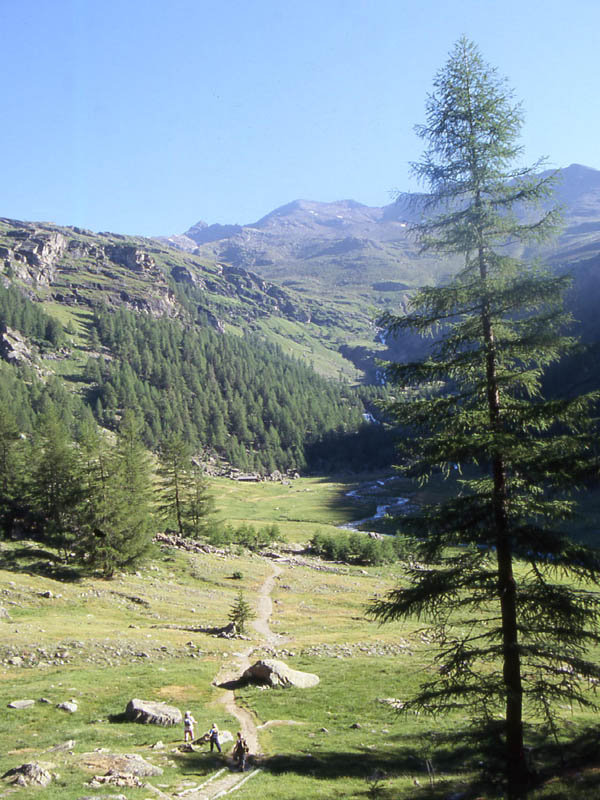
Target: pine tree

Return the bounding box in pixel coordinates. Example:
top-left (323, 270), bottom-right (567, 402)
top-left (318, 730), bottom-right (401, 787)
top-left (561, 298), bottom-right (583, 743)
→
top-left (0, 407), bottom-right (26, 537)
top-left (68, 413), bottom-right (155, 578)
top-left (157, 433), bottom-right (192, 535)
top-left (184, 463), bottom-right (215, 539)
top-left (228, 591), bottom-right (255, 635)
top-left (369, 38), bottom-right (600, 797)
top-left (29, 408), bottom-right (82, 559)
top-left (0, 408), bottom-right (23, 500)
top-left (99, 410), bottom-right (155, 575)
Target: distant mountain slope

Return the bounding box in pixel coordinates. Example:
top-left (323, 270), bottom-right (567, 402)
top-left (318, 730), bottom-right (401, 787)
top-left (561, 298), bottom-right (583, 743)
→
top-left (0, 221), bottom-right (391, 474)
top-left (0, 217), bottom-right (316, 325)
top-left (2, 164), bottom-right (599, 400)
top-left (0, 217), bottom-right (391, 382)
top-left (163, 164), bottom-right (600, 389)
top-left (163, 196), bottom-right (451, 299)
top-left (171, 165), bottom-right (600, 283)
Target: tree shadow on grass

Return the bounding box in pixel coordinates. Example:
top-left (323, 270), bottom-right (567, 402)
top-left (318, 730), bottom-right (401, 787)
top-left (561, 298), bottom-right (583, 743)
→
top-left (170, 748), bottom-right (232, 778)
top-left (0, 546), bottom-right (84, 582)
top-left (166, 729), bottom-right (481, 795)
top-left (525, 722), bottom-right (600, 797)
top-left (193, 722), bottom-right (599, 799)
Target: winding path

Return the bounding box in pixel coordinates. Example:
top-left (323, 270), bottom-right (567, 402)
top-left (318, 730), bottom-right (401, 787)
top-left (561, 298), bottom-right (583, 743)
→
top-left (179, 562), bottom-right (283, 799)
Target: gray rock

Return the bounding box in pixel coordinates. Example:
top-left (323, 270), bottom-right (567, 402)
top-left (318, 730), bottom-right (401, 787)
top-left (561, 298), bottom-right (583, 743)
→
top-left (0, 325), bottom-right (34, 366)
top-left (2, 762), bottom-right (53, 786)
top-left (47, 739), bottom-right (75, 751)
top-left (218, 730), bottom-right (234, 746)
top-left (0, 605), bottom-right (10, 620)
top-left (242, 659), bottom-right (320, 688)
top-left (125, 698), bottom-right (182, 726)
top-left (105, 753), bottom-right (163, 777)
top-left (8, 699), bottom-right (35, 709)
top-left (78, 796), bottom-right (128, 800)
top-left (57, 700), bottom-right (78, 713)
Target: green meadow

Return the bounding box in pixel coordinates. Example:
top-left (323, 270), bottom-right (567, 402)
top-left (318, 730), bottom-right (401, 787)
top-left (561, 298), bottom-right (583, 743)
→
top-left (1, 474), bottom-right (599, 799)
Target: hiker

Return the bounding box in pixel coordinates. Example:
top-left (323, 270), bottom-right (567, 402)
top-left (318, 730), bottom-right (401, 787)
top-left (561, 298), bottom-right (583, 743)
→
top-left (208, 722), bottom-right (221, 753)
top-left (233, 731), bottom-right (249, 771)
top-left (183, 710), bottom-right (196, 743)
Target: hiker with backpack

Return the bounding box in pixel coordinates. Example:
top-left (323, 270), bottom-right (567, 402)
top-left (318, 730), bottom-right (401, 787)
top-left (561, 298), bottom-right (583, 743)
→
top-left (183, 711), bottom-right (196, 743)
top-left (208, 722), bottom-right (222, 753)
top-left (233, 731), bottom-right (249, 771)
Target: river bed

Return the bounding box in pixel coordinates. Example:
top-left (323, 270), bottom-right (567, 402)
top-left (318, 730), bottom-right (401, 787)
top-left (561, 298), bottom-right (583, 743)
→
top-left (339, 477), bottom-right (412, 535)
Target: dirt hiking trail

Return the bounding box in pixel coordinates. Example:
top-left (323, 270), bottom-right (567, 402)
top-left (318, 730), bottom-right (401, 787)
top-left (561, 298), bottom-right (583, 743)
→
top-left (177, 562), bottom-right (284, 799)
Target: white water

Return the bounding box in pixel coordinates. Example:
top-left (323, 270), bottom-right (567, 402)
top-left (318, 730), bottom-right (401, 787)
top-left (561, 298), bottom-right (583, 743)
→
top-left (340, 477), bottom-right (410, 533)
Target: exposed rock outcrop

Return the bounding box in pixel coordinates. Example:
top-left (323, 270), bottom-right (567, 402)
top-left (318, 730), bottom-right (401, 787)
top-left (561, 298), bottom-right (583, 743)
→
top-left (171, 264), bottom-right (197, 284)
top-left (0, 325), bottom-right (34, 366)
top-left (0, 228), bottom-right (66, 285)
top-left (106, 245), bottom-right (155, 273)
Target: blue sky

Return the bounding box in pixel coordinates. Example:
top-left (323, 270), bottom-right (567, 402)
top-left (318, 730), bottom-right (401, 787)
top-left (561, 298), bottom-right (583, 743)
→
top-left (1, 0), bottom-right (598, 235)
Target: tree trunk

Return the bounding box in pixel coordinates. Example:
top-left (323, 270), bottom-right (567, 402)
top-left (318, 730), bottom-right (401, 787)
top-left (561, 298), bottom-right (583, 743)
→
top-left (478, 239), bottom-right (529, 795)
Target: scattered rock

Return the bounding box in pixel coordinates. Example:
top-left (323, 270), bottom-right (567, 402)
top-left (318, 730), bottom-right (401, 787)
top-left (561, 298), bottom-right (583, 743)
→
top-left (78, 795), bottom-right (128, 800)
top-left (219, 730), bottom-right (234, 746)
top-left (89, 773), bottom-right (143, 788)
top-left (125, 698), bottom-right (182, 726)
top-left (47, 739), bottom-right (75, 752)
top-left (0, 605), bottom-right (10, 620)
top-left (57, 700), bottom-right (78, 713)
top-left (242, 659), bottom-right (320, 688)
top-left (378, 697), bottom-right (405, 710)
top-left (81, 752), bottom-right (163, 783)
top-left (108, 753), bottom-right (163, 777)
top-left (2, 762), bottom-right (53, 786)
top-left (350, 722), bottom-right (362, 729)
top-left (7, 699), bottom-right (35, 709)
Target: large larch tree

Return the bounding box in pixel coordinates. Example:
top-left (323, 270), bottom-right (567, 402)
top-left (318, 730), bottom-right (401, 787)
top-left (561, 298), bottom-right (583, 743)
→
top-left (369, 37), bottom-right (600, 797)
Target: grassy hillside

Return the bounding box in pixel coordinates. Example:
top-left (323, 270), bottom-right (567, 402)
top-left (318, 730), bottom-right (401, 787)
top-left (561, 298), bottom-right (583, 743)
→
top-left (0, 216), bottom-right (384, 384)
top-left (1, 474), bottom-right (599, 799)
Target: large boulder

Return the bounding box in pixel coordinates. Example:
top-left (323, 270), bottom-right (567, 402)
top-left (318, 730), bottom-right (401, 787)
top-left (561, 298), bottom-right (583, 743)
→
top-left (125, 698), bottom-right (182, 726)
top-left (2, 762), bottom-right (53, 787)
top-left (242, 659), bottom-right (319, 688)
